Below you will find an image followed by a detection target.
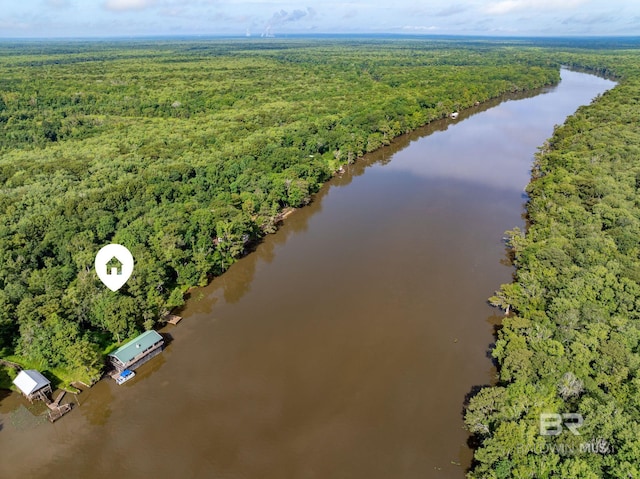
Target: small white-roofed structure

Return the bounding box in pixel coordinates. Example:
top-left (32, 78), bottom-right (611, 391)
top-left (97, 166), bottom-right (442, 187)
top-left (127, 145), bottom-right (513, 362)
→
top-left (13, 369), bottom-right (52, 402)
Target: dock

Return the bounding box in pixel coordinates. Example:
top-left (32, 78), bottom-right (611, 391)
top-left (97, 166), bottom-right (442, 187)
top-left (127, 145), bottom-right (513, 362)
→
top-left (12, 369), bottom-right (75, 423)
top-left (46, 391), bottom-right (73, 422)
top-left (49, 390), bottom-right (65, 408)
top-left (166, 314), bottom-right (182, 325)
top-left (48, 403), bottom-right (72, 422)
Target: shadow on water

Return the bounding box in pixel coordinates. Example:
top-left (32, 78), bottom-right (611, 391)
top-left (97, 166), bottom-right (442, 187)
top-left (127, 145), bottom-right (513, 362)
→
top-left (132, 352), bottom-right (166, 382)
top-left (0, 368), bottom-right (12, 397)
top-left (160, 331), bottom-right (174, 348)
top-left (462, 383), bottom-right (493, 473)
top-left (0, 387), bottom-right (11, 431)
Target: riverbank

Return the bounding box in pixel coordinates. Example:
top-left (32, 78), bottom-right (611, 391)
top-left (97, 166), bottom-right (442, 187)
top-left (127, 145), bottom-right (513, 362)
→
top-left (0, 357), bottom-right (82, 393)
top-left (0, 67), bottom-right (565, 392)
top-left (0, 65), bottom-right (617, 479)
top-left (465, 52), bottom-right (640, 477)
top-left (0, 40), bottom-right (567, 381)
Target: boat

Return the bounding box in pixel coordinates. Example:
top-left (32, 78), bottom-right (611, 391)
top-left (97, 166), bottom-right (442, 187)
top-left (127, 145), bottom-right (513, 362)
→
top-left (115, 369), bottom-right (135, 385)
top-left (450, 111), bottom-right (459, 119)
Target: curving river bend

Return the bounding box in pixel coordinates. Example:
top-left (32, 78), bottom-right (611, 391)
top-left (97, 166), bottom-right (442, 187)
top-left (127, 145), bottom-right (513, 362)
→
top-left (0, 69), bottom-right (615, 479)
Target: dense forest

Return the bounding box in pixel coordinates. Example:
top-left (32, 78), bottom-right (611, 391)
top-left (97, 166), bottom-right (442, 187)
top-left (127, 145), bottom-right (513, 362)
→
top-left (465, 49), bottom-right (640, 477)
top-left (3, 35), bottom-right (640, 476)
top-left (0, 39), bottom-right (561, 385)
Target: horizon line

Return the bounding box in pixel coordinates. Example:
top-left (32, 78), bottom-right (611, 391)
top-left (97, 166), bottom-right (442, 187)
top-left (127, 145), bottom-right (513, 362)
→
top-left (1, 32), bottom-right (640, 42)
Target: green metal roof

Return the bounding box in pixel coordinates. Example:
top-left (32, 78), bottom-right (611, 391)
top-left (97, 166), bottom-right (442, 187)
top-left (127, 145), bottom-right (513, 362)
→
top-left (108, 330), bottom-right (163, 365)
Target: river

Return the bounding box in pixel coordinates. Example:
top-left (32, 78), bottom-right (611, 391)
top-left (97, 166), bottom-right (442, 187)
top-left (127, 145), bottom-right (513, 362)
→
top-left (0, 69), bottom-right (615, 478)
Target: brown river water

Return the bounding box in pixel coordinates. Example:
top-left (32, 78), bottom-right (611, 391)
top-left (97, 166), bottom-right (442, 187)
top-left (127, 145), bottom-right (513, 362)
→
top-left (0, 69), bottom-right (615, 478)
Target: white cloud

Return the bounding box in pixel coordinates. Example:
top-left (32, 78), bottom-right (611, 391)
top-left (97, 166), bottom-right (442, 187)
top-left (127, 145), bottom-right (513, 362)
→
top-left (2, 0), bottom-right (637, 37)
top-left (485, 0), bottom-right (587, 15)
top-left (103, 0), bottom-right (157, 12)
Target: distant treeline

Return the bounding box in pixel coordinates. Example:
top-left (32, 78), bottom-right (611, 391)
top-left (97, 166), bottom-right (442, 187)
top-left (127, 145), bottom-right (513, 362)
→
top-left (0, 39), bottom-right (559, 383)
top-left (466, 50), bottom-right (640, 477)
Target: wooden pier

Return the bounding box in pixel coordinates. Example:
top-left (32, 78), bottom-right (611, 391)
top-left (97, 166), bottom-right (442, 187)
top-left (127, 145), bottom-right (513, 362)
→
top-left (12, 369), bottom-right (75, 423)
top-left (50, 390), bottom-right (65, 408)
top-left (48, 403), bottom-right (72, 422)
top-left (166, 314), bottom-right (182, 325)
top-left (44, 390), bottom-right (73, 422)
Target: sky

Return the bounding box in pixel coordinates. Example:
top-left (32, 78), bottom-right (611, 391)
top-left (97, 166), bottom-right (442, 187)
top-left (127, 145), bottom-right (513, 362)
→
top-left (1, 0), bottom-right (639, 38)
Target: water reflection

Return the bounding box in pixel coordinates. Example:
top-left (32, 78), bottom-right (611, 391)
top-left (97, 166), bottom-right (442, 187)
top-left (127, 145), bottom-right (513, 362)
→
top-left (185, 76), bottom-right (576, 312)
top-left (386, 70), bottom-right (614, 192)
top-left (78, 380), bottom-right (114, 426)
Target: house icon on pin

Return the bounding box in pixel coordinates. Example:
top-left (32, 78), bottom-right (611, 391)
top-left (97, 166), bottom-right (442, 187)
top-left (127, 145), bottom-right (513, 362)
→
top-left (106, 256), bottom-right (123, 276)
top-left (95, 244), bottom-right (134, 292)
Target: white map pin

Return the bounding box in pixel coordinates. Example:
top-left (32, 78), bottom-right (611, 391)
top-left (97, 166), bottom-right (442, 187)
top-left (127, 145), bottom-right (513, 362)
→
top-left (95, 244), bottom-right (134, 292)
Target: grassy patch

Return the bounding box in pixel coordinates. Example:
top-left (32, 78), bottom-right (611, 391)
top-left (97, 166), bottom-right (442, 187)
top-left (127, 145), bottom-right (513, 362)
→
top-left (2, 355), bottom-right (85, 392)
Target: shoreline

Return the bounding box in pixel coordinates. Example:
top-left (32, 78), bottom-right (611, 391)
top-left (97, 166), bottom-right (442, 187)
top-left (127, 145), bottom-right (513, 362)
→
top-left (465, 63), bottom-right (628, 476)
top-left (251, 63), bottom-right (620, 256)
top-left (0, 67), bottom-right (621, 479)
top-left (0, 72), bottom-right (565, 393)
top-left (254, 74), bottom-right (564, 231)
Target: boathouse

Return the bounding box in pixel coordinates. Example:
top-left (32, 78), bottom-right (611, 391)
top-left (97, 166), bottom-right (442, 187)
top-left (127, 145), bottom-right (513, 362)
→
top-left (108, 330), bottom-right (164, 373)
top-left (13, 369), bottom-right (52, 403)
